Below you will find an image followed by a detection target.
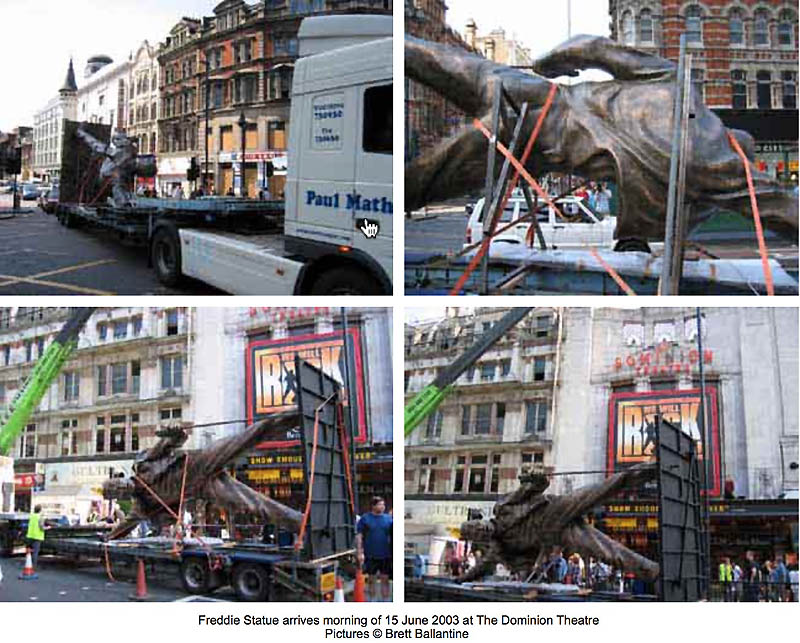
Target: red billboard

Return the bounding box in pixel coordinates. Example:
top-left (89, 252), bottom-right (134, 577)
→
top-left (607, 388), bottom-right (721, 496)
top-left (245, 329), bottom-right (367, 448)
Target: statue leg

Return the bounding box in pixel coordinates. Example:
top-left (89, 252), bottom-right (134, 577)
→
top-left (562, 523), bottom-right (659, 580)
top-left (204, 473), bottom-right (302, 531)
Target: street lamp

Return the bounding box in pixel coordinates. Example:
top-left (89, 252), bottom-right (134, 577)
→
top-left (199, 53), bottom-right (211, 194)
top-left (238, 111), bottom-right (247, 198)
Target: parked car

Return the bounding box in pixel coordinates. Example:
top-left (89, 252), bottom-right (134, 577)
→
top-left (464, 194), bottom-right (617, 250)
top-left (38, 185), bottom-right (59, 213)
top-left (21, 183), bottom-right (40, 200)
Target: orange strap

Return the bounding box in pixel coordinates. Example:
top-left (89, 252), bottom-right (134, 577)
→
top-left (337, 403), bottom-right (356, 516)
top-left (88, 175), bottom-right (114, 206)
top-left (726, 131), bottom-right (774, 296)
top-left (449, 85), bottom-right (559, 296)
top-left (103, 543), bottom-right (116, 582)
top-left (133, 473), bottom-right (180, 521)
top-left (295, 405), bottom-right (323, 551)
top-left (590, 247), bottom-right (637, 296)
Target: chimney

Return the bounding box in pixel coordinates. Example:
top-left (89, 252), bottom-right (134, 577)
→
top-left (465, 18), bottom-right (477, 49)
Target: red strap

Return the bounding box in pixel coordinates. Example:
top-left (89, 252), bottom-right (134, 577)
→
top-left (449, 84), bottom-right (558, 296)
top-left (726, 131), bottom-right (774, 296)
top-left (295, 407), bottom-right (322, 551)
top-left (590, 247), bottom-right (637, 296)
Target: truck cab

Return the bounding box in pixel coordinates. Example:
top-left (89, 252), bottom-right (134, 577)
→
top-left (285, 15), bottom-right (393, 294)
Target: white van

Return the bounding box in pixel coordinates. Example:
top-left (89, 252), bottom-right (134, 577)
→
top-left (464, 194), bottom-right (617, 251)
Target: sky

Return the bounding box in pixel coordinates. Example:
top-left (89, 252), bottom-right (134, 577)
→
top-left (0, 0), bottom-right (222, 132)
top-left (445, 0), bottom-right (612, 82)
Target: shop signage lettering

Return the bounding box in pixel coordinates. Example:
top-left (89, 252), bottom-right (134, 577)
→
top-left (614, 345), bottom-right (712, 375)
top-left (14, 473), bottom-right (43, 489)
top-left (248, 454), bottom-right (302, 466)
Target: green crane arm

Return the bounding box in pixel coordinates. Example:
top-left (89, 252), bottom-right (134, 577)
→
top-left (404, 307), bottom-right (533, 437)
top-left (0, 308), bottom-right (95, 456)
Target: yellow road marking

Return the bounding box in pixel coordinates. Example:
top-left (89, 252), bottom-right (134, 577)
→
top-left (0, 258), bottom-right (117, 293)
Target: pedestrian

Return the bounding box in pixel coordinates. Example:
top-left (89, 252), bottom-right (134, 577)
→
top-left (226, 187), bottom-right (235, 197)
top-left (732, 561), bottom-right (743, 601)
top-left (594, 183), bottom-right (612, 215)
top-left (356, 496), bottom-right (393, 602)
top-left (719, 556), bottom-right (733, 601)
top-left (743, 550), bottom-right (760, 602)
top-left (172, 184), bottom-right (184, 200)
top-left (566, 553), bottom-right (582, 586)
top-left (544, 545), bottom-right (567, 583)
top-left (26, 504), bottom-right (46, 569)
top-left (775, 556), bottom-right (788, 602)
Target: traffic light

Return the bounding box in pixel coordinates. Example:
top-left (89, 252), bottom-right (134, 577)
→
top-left (265, 160), bottom-right (274, 178)
top-left (7, 147), bottom-right (21, 175)
top-left (187, 157), bottom-right (199, 182)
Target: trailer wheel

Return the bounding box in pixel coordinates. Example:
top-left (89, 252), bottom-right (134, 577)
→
top-left (0, 531), bottom-right (14, 557)
top-left (232, 563), bottom-right (271, 602)
top-left (151, 225), bottom-right (183, 287)
top-left (309, 266), bottom-right (382, 295)
top-left (180, 558), bottom-right (213, 595)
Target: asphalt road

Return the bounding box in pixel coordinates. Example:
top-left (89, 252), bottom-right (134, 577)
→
top-left (0, 552), bottom-right (233, 602)
top-left (0, 194), bottom-right (223, 295)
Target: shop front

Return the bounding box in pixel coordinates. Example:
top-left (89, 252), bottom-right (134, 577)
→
top-left (218, 150), bottom-right (286, 197)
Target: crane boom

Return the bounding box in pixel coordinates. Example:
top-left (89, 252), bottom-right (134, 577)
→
top-left (0, 308), bottom-right (95, 456)
top-left (404, 307), bottom-right (533, 436)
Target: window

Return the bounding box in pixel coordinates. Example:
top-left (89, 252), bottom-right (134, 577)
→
top-left (501, 359), bottom-right (511, 377)
top-left (525, 400), bottom-right (549, 434)
top-left (466, 366), bottom-right (476, 383)
top-left (640, 9), bottom-right (653, 43)
top-left (111, 362), bottom-right (127, 394)
top-left (783, 71), bottom-right (797, 109)
top-left (535, 315), bottom-right (550, 337)
top-left (96, 417), bottom-right (105, 454)
top-left (3, 344), bottom-right (9, 365)
top-left (19, 423), bottom-right (36, 458)
top-left (160, 407), bottom-right (182, 421)
top-left (425, 409), bottom-right (442, 439)
top-left (521, 451), bottom-right (544, 476)
top-left (63, 371), bottom-right (80, 401)
top-left (533, 356), bottom-right (546, 381)
top-left (754, 9), bottom-right (769, 46)
top-left (461, 406), bottom-right (471, 435)
top-left (167, 309), bottom-right (179, 335)
top-left (480, 363), bottom-right (494, 381)
top-left (474, 403), bottom-right (492, 435)
top-left (25, 340), bottom-right (32, 362)
top-left (757, 70), bottom-right (772, 109)
top-left (622, 11), bottom-right (634, 45)
top-left (110, 421), bottom-right (125, 453)
top-left (132, 361), bottom-right (141, 395)
top-left (212, 82), bottom-right (224, 108)
top-left (691, 68), bottom-right (704, 102)
top-left (490, 454), bottom-right (501, 493)
top-left (113, 320), bottom-right (127, 339)
top-left (361, 84), bottom-right (392, 154)
top-left (729, 9), bottom-right (744, 45)
top-left (131, 415), bottom-right (139, 452)
top-left (779, 11), bottom-right (794, 46)
top-left (161, 356), bottom-right (183, 389)
top-left (99, 95), bottom-right (104, 106)
top-left (60, 419), bottom-right (77, 456)
top-left (98, 322), bottom-right (107, 340)
top-left (468, 459), bottom-right (486, 493)
top-left (235, 75), bottom-right (257, 103)
top-left (686, 6), bottom-right (702, 44)
top-left (732, 70), bottom-right (747, 109)
top-left (96, 365), bottom-right (107, 397)
top-left (417, 456), bottom-right (438, 493)
top-left (495, 402), bottom-right (505, 435)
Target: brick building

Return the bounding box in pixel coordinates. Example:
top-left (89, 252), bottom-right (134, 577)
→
top-left (609, 0), bottom-right (798, 180)
top-left (405, 0), bottom-right (476, 162)
top-left (158, 0), bottom-right (392, 197)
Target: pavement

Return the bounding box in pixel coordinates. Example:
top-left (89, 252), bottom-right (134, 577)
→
top-left (0, 194), bottom-right (223, 295)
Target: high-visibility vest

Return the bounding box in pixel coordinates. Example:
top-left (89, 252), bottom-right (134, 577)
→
top-left (26, 513), bottom-right (45, 541)
top-left (719, 563), bottom-right (732, 582)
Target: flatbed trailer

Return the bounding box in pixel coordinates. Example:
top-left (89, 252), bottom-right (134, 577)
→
top-left (405, 577), bottom-right (657, 602)
top-left (40, 533), bottom-right (344, 601)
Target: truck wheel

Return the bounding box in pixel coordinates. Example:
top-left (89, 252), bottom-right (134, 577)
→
top-left (232, 563), bottom-right (271, 602)
top-left (309, 266), bottom-right (383, 295)
top-left (151, 225), bottom-right (183, 287)
top-left (0, 531), bottom-right (13, 557)
top-left (180, 558), bottom-right (213, 595)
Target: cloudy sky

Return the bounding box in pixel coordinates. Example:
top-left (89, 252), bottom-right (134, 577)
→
top-left (0, 0), bottom-right (222, 131)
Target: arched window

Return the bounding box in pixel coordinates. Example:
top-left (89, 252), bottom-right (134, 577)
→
top-left (729, 8), bottom-right (744, 45)
top-left (778, 10), bottom-right (794, 46)
top-left (731, 70), bottom-right (747, 109)
top-left (141, 133), bottom-right (148, 152)
top-left (754, 9), bottom-right (770, 46)
top-left (756, 70), bottom-right (772, 108)
top-left (782, 71), bottom-right (797, 109)
top-left (640, 9), bottom-right (654, 43)
top-left (691, 68), bottom-right (704, 103)
top-left (686, 5), bottom-right (702, 43)
top-left (622, 11), bottom-right (635, 45)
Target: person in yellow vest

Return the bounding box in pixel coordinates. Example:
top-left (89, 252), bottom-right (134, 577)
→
top-left (719, 556), bottom-right (734, 602)
top-left (26, 505), bottom-right (46, 568)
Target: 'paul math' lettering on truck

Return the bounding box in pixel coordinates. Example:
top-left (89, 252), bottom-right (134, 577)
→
top-left (305, 190), bottom-right (393, 214)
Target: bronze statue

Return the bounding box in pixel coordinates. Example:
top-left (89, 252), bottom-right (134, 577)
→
top-left (76, 128), bottom-right (156, 207)
top-left (406, 35), bottom-right (798, 245)
top-left (457, 463), bottom-right (659, 583)
top-left (102, 410), bottom-right (303, 540)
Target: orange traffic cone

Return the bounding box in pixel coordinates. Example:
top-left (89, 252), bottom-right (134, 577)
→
top-left (128, 558), bottom-right (150, 601)
top-left (334, 575), bottom-right (345, 602)
top-left (18, 547), bottom-right (38, 580)
top-left (353, 568), bottom-right (366, 602)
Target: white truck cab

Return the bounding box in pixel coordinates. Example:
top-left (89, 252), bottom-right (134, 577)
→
top-left (465, 194), bottom-right (617, 251)
top-left (284, 14), bottom-right (393, 293)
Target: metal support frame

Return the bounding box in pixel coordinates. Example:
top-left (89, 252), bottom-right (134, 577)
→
top-left (660, 35), bottom-right (693, 295)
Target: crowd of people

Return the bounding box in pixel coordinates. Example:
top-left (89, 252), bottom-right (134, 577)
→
top-left (717, 552), bottom-right (798, 602)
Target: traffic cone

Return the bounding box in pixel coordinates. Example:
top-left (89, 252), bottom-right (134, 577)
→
top-left (353, 568), bottom-right (366, 602)
top-left (18, 547), bottom-right (38, 580)
top-left (334, 575), bottom-right (345, 602)
top-left (128, 558), bottom-right (150, 601)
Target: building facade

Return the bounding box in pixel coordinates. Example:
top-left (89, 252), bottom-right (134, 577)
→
top-left (157, 0), bottom-right (392, 197)
top-left (128, 40), bottom-right (161, 188)
top-left (405, 0), bottom-right (476, 162)
top-left (1, 306), bottom-right (392, 519)
top-left (32, 60), bottom-right (78, 182)
top-left (405, 307), bottom-right (798, 565)
top-left (464, 22), bottom-right (533, 67)
top-left (608, 0), bottom-right (798, 180)
top-left (77, 54), bottom-right (132, 136)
